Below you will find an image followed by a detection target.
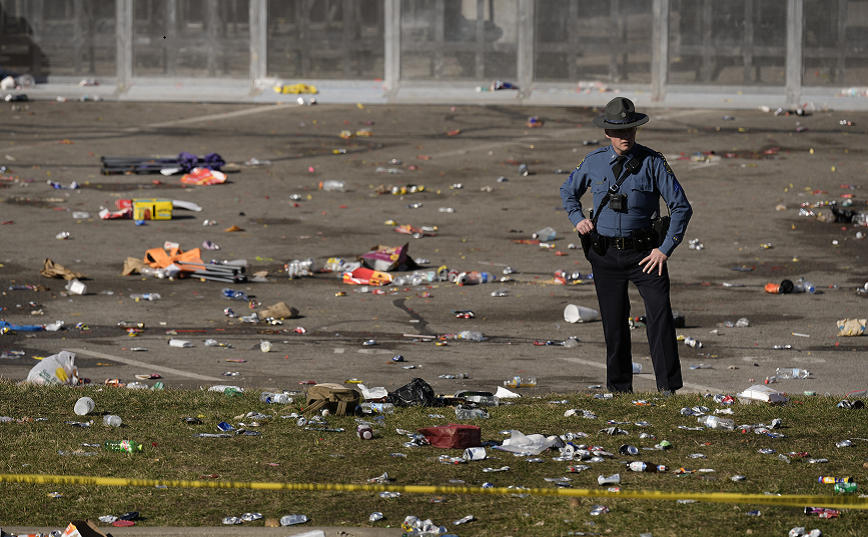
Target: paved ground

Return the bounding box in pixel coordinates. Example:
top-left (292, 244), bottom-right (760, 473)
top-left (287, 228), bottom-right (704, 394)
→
top-left (1, 99), bottom-right (867, 401)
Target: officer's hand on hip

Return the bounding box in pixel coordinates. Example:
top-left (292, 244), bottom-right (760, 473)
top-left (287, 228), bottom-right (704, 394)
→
top-left (639, 248), bottom-right (668, 275)
top-left (576, 219), bottom-right (594, 235)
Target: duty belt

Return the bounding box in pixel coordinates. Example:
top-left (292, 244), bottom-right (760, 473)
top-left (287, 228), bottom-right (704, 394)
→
top-left (602, 236), bottom-right (635, 250)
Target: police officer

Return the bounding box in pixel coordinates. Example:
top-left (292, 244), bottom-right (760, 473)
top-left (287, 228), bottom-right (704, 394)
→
top-left (560, 97), bottom-right (693, 395)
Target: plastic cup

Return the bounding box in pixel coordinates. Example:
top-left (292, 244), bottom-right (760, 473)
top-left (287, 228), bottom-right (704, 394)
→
top-left (74, 396), bottom-right (95, 416)
top-left (564, 304), bottom-right (599, 323)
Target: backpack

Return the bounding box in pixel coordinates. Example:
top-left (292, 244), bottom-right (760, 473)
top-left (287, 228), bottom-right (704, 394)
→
top-left (304, 383), bottom-right (361, 416)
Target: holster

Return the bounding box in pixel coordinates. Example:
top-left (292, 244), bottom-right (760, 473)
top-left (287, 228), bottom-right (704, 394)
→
top-left (580, 231), bottom-right (608, 258)
top-left (651, 216), bottom-right (671, 247)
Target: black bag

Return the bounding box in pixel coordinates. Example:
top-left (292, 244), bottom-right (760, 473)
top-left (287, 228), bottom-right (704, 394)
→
top-left (387, 378), bottom-right (438, 407)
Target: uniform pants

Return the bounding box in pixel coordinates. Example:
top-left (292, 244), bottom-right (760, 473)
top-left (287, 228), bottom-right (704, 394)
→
top-left (587, 246), bottom-right (682, 393)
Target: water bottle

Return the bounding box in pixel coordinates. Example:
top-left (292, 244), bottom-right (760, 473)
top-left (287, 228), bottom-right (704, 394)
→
top-left (222, 288), bottom-right (248, 301)
top-left (455, 407), bottom-right (489, 420)
top-left (775, 367), bottom-right (810, 379)
top-left (280, 514), bottom-right (309, 526)
top-left (260, 392), bottom-right (292, 404)
top-left (319, 180), bottom-right (346, 192)
top-left (458, 331), bottom-right (485, 341)
top-left (129, 293), bottom-right (160, 301)
top-left (360, 402), bottom-right (395, 414)
top-left (103, 440), bottom-right (143, 453)
top-left (697, 415), bottom-right (735, 431)
top-left (532, 226), bottom-right (557, 241)
top-left (795, 279), bottom-right (816, 294)
top-left (628, 461), bottom-right (668, 472)
top-left (456, 271), bottom-right (494, 285)
top-left (103, 415), bottom-right (122, 427)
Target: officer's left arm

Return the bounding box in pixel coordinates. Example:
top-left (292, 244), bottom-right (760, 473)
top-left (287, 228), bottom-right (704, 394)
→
top-left (654, 155), bottom-right (693, 257)
top-left (639, 155), bottom-right (693, 275)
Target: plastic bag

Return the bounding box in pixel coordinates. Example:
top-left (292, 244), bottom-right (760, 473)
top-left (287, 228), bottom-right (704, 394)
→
top-left (387, 378), bottom-right (438, 407)
top-left (26, 350), bottom-right (79, 386)
top-left (358, 384), bottom-right (388, 400)
top-left (493, 429), bottom-right (564, 455)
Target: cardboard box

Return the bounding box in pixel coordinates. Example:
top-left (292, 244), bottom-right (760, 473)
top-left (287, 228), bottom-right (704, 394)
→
top-left (132, 198), bottom-right (172, 220)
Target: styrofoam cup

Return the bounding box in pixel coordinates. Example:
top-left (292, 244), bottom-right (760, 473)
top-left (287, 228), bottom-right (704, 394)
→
top-left (564, 304), bottom-right (599, 323)
top-left (74, 396), bottom-right (95, 416)
top-left (66, 279), bottom-right (87, 295)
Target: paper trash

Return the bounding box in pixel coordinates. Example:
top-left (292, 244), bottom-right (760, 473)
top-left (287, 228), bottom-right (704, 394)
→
top-left (737, 384), bottom-right (788, 404)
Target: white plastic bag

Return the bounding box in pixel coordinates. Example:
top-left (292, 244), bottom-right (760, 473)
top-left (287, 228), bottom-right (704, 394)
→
top-left (26, 351), bottom-right (79, 386)
top-left (358, 384), bottom-right (389, 400)
top-left (494, 429), bottom-right (564, 455)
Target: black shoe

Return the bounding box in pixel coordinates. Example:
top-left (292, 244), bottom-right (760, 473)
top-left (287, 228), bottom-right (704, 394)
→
top-left (661, 389), bottom-right (677, 397)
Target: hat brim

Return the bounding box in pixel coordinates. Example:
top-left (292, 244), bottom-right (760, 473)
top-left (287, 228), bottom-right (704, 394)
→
top-left (592, 113), bottom-right (649, 129)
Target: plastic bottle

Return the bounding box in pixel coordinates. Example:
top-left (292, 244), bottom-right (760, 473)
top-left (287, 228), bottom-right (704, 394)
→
top-left (532, 226), bottom-right (557, 241)
top-left (260, 392), bottom-right (291, 404)
top-left (775, 367), bottom-right (810, 379)
top-left (319, 180), bottom-right (346, 192)
top-left (222, 288), bottom-right (249, 301)
top-left (456, 271), bottom-right (494, 285)
top-left (129, 293), bottom-right (160, 301)
top-left (794, 279), bottom-right (816, 293)
top-left (628, 461), bottom-right (668, 472)
top-left (455, 407), bottom-right (489, 420)
top-left (360, 402), bottom-right (395, 414)
top-left (280, 515), bottom-right (309, 526)
top-left (458, 331), bottom-right (485, 341)
top-left (103, 440), bottom-right (143, 453)
top-left (697, 415), bottom-right (735, 431)
top-left (103, 415), bottom-right (122, 427)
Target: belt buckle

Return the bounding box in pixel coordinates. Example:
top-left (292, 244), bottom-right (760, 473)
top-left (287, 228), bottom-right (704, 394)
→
top-left (614, 237), bottom-right (626, 250)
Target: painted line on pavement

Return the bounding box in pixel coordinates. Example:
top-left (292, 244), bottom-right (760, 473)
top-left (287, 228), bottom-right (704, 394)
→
top-left (68, 348), bottom-right (221, 381)
top-left (560, 357), bottom-right (721, 393)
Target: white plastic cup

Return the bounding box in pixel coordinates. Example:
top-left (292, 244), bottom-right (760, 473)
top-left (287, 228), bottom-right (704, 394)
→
top-left (74, 397), bottom-right (95, 416)
top-left (632, 362), bottom-right (642, 374)
top-left (103, 415), bottom-right (122, 427)
top-left (564, 304), bottom-right (600, 323)
top-left (260, 341), bottom-right (273, 353)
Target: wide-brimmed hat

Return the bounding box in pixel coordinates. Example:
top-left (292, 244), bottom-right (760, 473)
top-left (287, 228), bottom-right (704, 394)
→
top-left (592, 97), bottom-right (649, 129)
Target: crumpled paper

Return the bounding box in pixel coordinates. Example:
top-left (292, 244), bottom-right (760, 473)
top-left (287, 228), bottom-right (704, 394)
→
top-left (837, 318), bottom-right (866, 337)
top-left (40, 258), bottom-right (87, 281)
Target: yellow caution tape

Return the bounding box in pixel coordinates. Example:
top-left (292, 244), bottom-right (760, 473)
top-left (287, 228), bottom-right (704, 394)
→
top-left (1, 474), bottom-right (867, 510)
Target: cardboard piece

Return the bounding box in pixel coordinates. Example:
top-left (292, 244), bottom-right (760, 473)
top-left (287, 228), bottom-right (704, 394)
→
top-left (417, 424), bottom-right (481, 449)
top-left (360, 243), bottom-right (419, 272)
top-left (62, 519), bottom-right (107, 537)
top-left (342, 266), bottom-right (393, 286)
top-left (40, 258), bottom-right (87, 281)
top-left (122, 256), bottom-right (148, 276)
top-left (259, 302), bottom-right (299, 319)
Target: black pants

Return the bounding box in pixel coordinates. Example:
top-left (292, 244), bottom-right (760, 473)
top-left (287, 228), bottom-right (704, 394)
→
top-left (587, 246), bottom-right (682, 393)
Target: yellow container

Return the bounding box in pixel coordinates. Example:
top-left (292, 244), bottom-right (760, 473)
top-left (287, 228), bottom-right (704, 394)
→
top-left (132, 199), bottom-right (172, 220)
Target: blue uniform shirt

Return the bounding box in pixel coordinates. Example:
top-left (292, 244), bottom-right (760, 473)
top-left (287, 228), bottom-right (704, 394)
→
top-left (560, 143), bottom-right (693, 257)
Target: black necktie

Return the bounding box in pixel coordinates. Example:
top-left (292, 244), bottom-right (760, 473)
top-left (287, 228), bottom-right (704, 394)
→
top-left (612, 155), bottom-right (626, 181)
